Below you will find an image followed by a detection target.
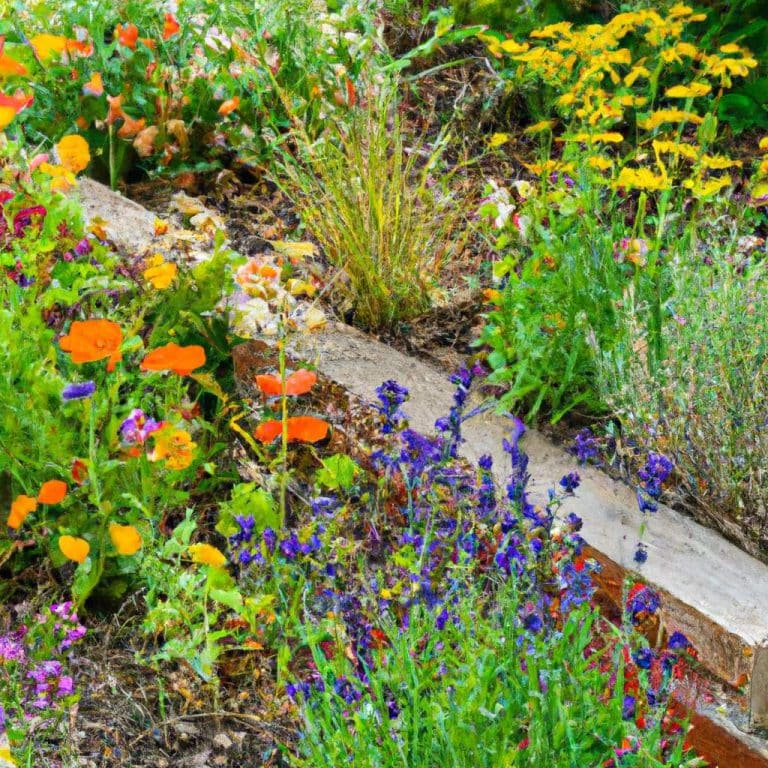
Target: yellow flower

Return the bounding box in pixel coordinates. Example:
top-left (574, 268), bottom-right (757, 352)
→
top-left (8, 495), bottom-right (37, 530)
top-left (530, 22), bottom-right (573, 39)
top-left (664, 82), bottom-right (711, 98)
top-left (143, 255), bottom-right (178, 289)
top-left (625, 65), bottom-right (651, 87)
top-left (498, 39), bottom-right (529, 55)
top-left (488, 133), bottom-right (511, 148)
top-left (56, 135), bottom-right (91, 173)
top-left (189, 543), bottom-right (227, 567)
top-left (29, 34), bottom-right (68, 61)
top-left (699, 154), bottom-right (741, 170)
top-left (59, 535), bottom-right (90, 564)
top-left (758, 137), bottom-right (768, 151)
top-left (524, 120), bottom-right (554, 134)
top-left (652, 140), bottom-right (698, 160)
top-left (638, 109), bottom-right (703, 131)
top-left (109, 523), bottom-right (143, 555)
top-left (148, 427), bottom-right (196, 470)
top-left (39, 163), bottom-right (77, 192)
top-left (683, 175), bottom-right (732, 198)
top-left (615, 167), bottom-right (670, 191)
top-left (588, 155), bottom-right (614, 170)
top-left (567, 131), bottom-right (623, 144)
top-left (674, 42), bottom-right (698, 58)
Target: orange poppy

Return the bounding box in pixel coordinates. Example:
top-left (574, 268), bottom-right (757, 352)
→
top-left (109, 523), bottom-right (142, 555)
top-left (59, 319), bottom-right (123, 371)
top-left (28, 34), bottom-right (68, 61)
top-left (163, 13), bottom-right (180, 40)
top-left (8, 495), bottom-right (37, 529)
top-left (59, 535), bottom-right (90, 564)
top-left (65, 39), bottom-right (94, 58)
top-left (254, 416), bottom-right (330, 444)
top-left (115, 23), bottom-right (138, 49)
top-left (38, 480), bottom-right (67, 505)
top-left (256, 369), bottom-right (317, 397)
top-left (218, 96), bottom-right (240, 116)
top-left (83, 72), bottom-right (104, 97)
top-left (141, 343), bottom-right (206, 375)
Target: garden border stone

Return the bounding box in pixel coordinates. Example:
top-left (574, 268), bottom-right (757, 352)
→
top-left (76, 179), bottom-right (768, 761)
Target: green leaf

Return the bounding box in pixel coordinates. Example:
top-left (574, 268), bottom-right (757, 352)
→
top-left (316, 454), bottom-right (361, 491)
top-left (209, 588), bottom-right (243, 611)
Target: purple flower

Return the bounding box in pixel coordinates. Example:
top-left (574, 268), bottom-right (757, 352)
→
top-left (572, 428), bottom-right (599, 464)
top-left (333, 676), bottom-right (362, 704)
top-left (633, 542), bottom-right (648, 564)
top-left (62, 381), bottom-right (96, 401)
top-left (632, 647), bottom-right (654, 669)
top-left (375, 380), bottom-right (409, 433)
top-left (622, 694), bottom-right (636, 720)
top-left (13, 205), bottom-right (47, 238)
top-left (667, 631), bottom-right (690, 651)
top-left (119, 409), bottom-right (163, 445)
top-left (74, 237), bottom-right (92, 257)
top-left (559, 472), bottom-right (580, 492)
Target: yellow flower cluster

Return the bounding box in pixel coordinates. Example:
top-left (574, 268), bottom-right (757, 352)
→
top-left (483, 4), bottom-right (756, 197)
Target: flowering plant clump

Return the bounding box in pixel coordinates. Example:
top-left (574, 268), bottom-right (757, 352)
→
top-left (0, 602), bottom-right (86, 762)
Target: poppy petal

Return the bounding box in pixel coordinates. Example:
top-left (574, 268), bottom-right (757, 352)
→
top-left (285, 369), bottom-right (317, 396)
top-left (254, 419), bottom-right (282, 443)
top-left (38, 480), bottom-right (67, 505)
top-left (287, 416), bottom-right (330, 443)
top-left (109, 523), bottom-right (142, 555)
top-left (59, 535), bottom-right (90, 564)
top-left (255, 374), bottom-right (282, 396)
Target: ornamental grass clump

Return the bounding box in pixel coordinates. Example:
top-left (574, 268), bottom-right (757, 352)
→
top-left (279, 81), bottom-right (464, 330)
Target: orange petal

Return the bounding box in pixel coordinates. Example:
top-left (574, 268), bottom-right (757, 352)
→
top-left (254, 419), bottom-right (283, 443)
top-left (59, 535), bottom-right (90, 564)
top-left (8, 494), bottom-right (37, 529)
top-left (285, 369), bottom-right (317, 396)
top-left (255, 374), bottom-right (282, 396)
top-left (218, 96), bottom-right (240, 116)
top-left (83, 72), bottom-right (104, 97)
top-left (109, 523), bottom-right (142, 555)
top-left (287, 416), bottom-right (329, 443)
top-left (38, 480), bottom-right (67, 505)
top-left (141, 343), bottom-right (206, 375)
top-left (163, 13), bottom-right (180, 40)
top-left (71, 459), bottom-right (89, 485)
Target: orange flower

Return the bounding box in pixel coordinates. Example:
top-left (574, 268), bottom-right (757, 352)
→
top-left (8, 495), bottom-right (37, 529)
top-left (148, 426), bottom-right (197, 470)
top-left (218, 96), bottom-right (240, 116)
top-left (56, 134), bottom-right (90, 174)
top-left (117, 114), bottom-right (146, 138)
top-left (59, 319), bottom-right (123, 371)
top-left (115, 23), bottom-right (139, 49)
top-left (65, 39), bottom-right (94, 58)
top-left (109, 523), bottom-right (142, 555)
top-left (105, 94), bottom-right (124, 125)
top-left (142, 254), bottom-right (177, 288)
top-left (163, 13), bottom-right (181, 40)
top-left (83, 72), bottom-right (104, 97)
top-left (0, 50), bottom-right (27, 77)
top-left (141, 343), bottom-right (206, 375)
top-left (38, 480), bottom-right (67, 505)
top-left (59, 535), bottom-right (90, 564)
top-left (0, 92), bottom-right (33, 131)
top-left (254, 416), bottom-right (330, 444)
top-left (188, 543), bottom-right (226, 567)
top-left (256, 369), bottom-right (317, 396)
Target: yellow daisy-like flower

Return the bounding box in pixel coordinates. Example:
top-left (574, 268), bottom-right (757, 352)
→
top-left (652, 140), bottom-right (699, 160)
top-left (699, 154), bottom-right (742, 170)
top-left (488, 133), bottom-right (511, 148)
top-left (567, 131), bottom-right (623, 144)
top-left (109, 523), bottom-right (143, 556)
top-left (638, 109), bottom-right (703, 131)
top-left (683, 175), bottom-right (732, 198)
top-left (498, 39), bottom-right (530, 55)
top-left (664, 82), bottom-right (711, 98)
top-left (143, 255), bottom-right (178, 289)
top-left (189, 543), bottom-right (227, 567)
top-left (615, 167), bottom-right (670, 192)
top-left (148, 427), bottom-right (197, 470)
top-left (588, 155), bottom-right (614, 170)
top-left (524, 120), bottom-right (555, 134)
top-left (757, 137), bottom-right (768, 151)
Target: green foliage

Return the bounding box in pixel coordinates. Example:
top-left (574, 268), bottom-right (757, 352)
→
top-left (293, 583), bottom-right (699, 768)
top-left (279, 81), bottom-right (465, 330)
